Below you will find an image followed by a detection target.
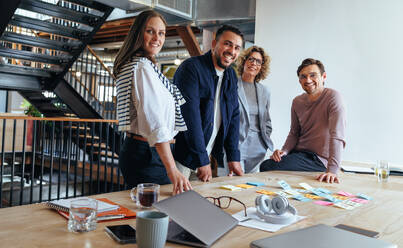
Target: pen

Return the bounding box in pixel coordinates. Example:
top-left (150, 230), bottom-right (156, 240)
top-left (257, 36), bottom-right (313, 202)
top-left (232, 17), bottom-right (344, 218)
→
top-left (97, 214), bottom-right (125, 221)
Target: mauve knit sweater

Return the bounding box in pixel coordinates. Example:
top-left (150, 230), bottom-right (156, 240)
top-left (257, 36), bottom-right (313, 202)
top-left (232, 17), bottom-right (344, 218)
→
top-left (282, 88), bottom-right (346, 174)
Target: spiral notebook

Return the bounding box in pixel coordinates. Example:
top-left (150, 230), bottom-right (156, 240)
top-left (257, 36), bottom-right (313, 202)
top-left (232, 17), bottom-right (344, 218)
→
top-left (46, 197), bottom-right (119, 213)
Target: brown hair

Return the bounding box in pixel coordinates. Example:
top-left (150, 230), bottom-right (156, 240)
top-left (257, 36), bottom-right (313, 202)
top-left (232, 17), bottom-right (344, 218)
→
top-left (297, 58), bottom-right (325, 76)
top-left (236, 46), bottom-right (270, 83)
top-left (113, 10), bottom-right (167, 77)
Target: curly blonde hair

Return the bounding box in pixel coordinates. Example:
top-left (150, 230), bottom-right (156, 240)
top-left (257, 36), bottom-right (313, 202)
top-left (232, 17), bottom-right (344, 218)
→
top-left (236, 46), bottom-right (270, 83)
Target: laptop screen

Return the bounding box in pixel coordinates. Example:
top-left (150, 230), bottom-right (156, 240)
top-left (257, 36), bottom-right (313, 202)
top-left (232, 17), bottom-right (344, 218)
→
top-left (153, 190), bottom-right (238, 246)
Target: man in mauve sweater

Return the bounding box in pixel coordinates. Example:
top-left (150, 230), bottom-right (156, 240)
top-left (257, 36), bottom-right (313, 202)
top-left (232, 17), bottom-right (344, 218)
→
top-left (260, 58), bottom-right (346, 183)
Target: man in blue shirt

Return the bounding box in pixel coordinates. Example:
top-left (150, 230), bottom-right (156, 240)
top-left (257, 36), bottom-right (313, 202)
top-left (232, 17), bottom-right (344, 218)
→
top-left (174, 25), bottom-right (244, 182)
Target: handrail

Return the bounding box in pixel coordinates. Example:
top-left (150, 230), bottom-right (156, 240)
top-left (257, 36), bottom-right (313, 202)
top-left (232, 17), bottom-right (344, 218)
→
top-left (87, 45), bottom-right (115, 80)
top-left (0, 116), bottom-right (118, 123)
top-left (70, 71), bottom-right (104, 108)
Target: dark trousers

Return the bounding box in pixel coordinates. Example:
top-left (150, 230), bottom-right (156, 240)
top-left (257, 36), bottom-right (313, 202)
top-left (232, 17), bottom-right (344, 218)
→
top-left (118, 138), bottom-right (172, 188)
top-left (260, 150), bottom-right (326, 172)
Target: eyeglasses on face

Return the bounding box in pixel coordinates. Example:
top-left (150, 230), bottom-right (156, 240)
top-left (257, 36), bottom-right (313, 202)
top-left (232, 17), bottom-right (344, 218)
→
top-left (205, 196), bottom-right (247, 217)
top-left (247, 56), bottom-right (263, 66)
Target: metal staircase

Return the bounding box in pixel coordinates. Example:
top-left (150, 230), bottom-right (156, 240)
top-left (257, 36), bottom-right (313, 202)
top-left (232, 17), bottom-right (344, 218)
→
top-left (0, 0), bottom-right (113, 118)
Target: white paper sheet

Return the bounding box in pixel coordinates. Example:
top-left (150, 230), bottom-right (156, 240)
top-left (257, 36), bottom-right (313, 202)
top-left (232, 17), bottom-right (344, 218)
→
top-left (232, 207), bottom-right (306, 232)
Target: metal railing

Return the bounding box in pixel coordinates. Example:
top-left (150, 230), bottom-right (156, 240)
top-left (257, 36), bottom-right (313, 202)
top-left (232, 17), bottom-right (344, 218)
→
top-left (65, 46), bottom-right (116, 120)
top-left (0, 116), bottom-right (125, 208)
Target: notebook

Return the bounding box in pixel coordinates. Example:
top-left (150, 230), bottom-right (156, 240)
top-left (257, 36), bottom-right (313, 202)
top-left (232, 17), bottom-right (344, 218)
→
top-left (250, 224), bottom-right (397, 248)
top-left (56, 198), bottom-right (136, 221)
top-left (46, 197), bottom-right (119, 213)
top-left (153, 190), bottom-right (238, 248)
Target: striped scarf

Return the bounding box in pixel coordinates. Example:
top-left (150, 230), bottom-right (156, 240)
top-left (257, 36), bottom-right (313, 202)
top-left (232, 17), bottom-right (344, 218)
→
top-left (116, 57), bottom-right (187, 132)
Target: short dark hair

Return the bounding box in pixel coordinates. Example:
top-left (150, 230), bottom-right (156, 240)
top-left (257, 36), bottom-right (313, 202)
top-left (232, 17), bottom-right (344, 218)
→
top-left (215, 25), bottom-right (244, 47)
top-left (297, 58), bottom-right (325, 76)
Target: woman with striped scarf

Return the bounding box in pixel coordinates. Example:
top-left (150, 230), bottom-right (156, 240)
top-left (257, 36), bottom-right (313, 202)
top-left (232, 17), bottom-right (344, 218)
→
top-left (113, 10), bottom-right (192, 195)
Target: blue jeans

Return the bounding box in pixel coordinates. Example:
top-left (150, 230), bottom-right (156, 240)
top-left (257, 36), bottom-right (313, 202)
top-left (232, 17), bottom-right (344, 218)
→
top-left (118, 138), bottom-right (172, 188)
top-left (260, 150), bottom-right (326, 172)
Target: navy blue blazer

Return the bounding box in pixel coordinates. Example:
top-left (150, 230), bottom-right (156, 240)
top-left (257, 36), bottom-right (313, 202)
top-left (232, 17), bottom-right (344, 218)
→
top-left (173, 51), bottom-right (241, 170)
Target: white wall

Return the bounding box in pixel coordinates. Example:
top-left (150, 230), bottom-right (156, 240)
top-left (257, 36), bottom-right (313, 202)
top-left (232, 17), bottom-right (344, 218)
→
top-left (255, 0), bottom-right (403, 165)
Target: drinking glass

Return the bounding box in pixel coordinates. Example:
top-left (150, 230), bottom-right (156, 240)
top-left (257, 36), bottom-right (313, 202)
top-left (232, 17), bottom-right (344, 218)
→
top-left (68, 198), bottom-right (98, 232)
top-left (130, 183), bottom-right (160, 208)
top-left (375, 160), bottom-right (390, 183)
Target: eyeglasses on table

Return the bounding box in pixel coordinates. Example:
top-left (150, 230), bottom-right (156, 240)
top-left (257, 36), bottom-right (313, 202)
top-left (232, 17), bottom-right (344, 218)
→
top-left (205, 196), bottom-right (247, 217)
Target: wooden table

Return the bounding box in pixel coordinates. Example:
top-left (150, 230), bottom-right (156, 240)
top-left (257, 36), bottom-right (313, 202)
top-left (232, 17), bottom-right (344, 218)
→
top-left (1, 171), bottom-right (402, 247)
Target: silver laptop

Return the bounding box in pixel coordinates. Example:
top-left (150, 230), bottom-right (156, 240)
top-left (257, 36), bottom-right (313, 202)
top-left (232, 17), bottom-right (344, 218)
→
top-left (250, 224), bottom-right (396, 248)
top-left (153, 190), bottom-right (238, 247)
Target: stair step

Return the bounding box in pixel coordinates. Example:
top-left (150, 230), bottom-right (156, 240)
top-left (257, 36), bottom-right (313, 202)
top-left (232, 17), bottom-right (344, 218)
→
top-left (10, 15), bottom-right (91, 40)
top-left (0, 47), bottom-right (71, 65)
top-left (63, 0), bottom-right (111, 13)
top-left (19, 0), bottom-right (102, 27)
top-left (93, 150), bottom-right (118, 158)
top-left (0, 64), bottom-right (53, 78)
top-left (79, 134), bottom-right (100, 139)
top-left (87, 143), bottom-right (107, 148)
top-left (1, 32), bottom-right (82, 53)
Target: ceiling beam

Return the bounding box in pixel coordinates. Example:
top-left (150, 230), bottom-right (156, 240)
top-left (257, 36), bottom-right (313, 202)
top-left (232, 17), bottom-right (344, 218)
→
top-left (176, 25), bottom-right (202, 57)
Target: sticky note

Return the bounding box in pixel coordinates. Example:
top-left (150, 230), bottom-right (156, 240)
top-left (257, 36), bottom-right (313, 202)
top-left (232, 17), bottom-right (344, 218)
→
top-left (316, 188), bottom-right (332, 194)
top-left (284, 189), bottom-right (301, 196)
top-left (334, 202), bottom-right (354, 210)
top-left (299, 182), bottom-right (314, 191)
top-left (292, 194), bottom-right (311, 202)
top-left (236, 184), bottom-right (255, 189)
top-left (312, 189), bottom-right (340, 203)
top-left (332, 194), bottom-right (349, 200)
top-left (304, 194), bottom-right (322, 200)
top-left (356, 193), bottom-right (372, 200)
top-left (337, 191), bottom-right (355, 197)
top-left (278, 180), bottom-right (292, 190)
top-left (343, 200), bottom-right (362, 208)
top-left (220, 185), bottom-right (242, 191)
top-left (296, 189), bottom-right (310, 194)
top-left (314, 200), bottom-right (334, 206)
top-left (256, 189), bottom-right (276, 195)
top-left (350, 198), bottom-right (369, 204)
top-left (247, 182), bottom-right (265, 186)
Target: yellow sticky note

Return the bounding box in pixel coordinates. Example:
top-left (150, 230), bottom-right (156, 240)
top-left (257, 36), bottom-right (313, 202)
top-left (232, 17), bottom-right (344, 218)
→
top-left (256, 189), bottom-right (276, 195)
top-left (332, 194), bottom-right (349, 200)
top-left (220, 185), bottom-right (242, 191)
top-left (236, 184), bottom-right (255, 189)
top-left (304, 194), bottom-right (322, 200)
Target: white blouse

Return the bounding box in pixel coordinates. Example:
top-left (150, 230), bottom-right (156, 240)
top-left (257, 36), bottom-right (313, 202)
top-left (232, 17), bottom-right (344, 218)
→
top-left (129, 60), bottom-right (178, 146)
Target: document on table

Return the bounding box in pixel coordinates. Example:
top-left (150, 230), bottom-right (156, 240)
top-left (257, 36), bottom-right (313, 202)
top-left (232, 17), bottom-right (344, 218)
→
top-left (341, 165), bottom-right (374, 174)
top-left (232, 207), bottom-right (306, 232)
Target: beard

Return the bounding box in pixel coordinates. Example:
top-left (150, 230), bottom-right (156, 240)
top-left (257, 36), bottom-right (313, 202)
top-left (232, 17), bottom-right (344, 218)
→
top-left (214, 50), bottom-right (232, 70)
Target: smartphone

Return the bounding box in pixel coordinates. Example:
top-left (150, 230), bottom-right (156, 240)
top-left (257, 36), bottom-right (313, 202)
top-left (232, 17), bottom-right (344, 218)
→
top-left (335, 224), bottom-right (379, 238)
top-left (105, 224), bottom-right (136, 244)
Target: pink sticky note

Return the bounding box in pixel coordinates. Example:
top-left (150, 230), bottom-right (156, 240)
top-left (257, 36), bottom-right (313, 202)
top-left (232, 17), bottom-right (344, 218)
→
top-left (350, 198), bottom-right (369, 204)
top-left (337, 191), bottom-right (355, 197)
top-left (314, 200), bottom-right (334, 206)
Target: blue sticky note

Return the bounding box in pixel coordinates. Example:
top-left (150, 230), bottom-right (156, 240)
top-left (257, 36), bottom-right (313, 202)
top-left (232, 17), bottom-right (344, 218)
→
top-left (278, 180), bottom-right (292, 190)
top-left (293, 194), bottom-right (311, 202)
top-left (316, 188), bottom-right (332, 194)
top-left (247, 182), bottom-right (265, 186)
top-left (356, 193), bottom-right (372, 200)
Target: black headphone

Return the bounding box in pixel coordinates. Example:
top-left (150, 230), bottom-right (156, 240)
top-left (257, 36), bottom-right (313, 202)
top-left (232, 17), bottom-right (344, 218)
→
top-left (255, 195), bottom-right (297, 224)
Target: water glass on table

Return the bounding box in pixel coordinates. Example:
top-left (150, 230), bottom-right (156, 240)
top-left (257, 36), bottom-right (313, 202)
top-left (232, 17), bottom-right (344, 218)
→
top-left (375, 160), bottom-right (390, 183)
top-left (68, 198), bottom-right (98, 232)
top-left (130, 183), bottom-right (160, 208)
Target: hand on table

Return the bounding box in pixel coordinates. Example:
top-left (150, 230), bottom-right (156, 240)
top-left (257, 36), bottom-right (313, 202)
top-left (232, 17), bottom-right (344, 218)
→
top-left (316, 172), bottom-right (340, 183)
top-left (167, 168), bottom-right (192, 195)
top-left (228, 161), bottom-right (244, 176)
top-left (197, 164), bottom-right (212, 182)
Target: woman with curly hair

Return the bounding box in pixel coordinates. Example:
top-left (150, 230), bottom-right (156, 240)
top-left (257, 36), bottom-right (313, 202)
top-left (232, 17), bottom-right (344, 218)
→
top-left (236, 46), bottom-right (273, 173)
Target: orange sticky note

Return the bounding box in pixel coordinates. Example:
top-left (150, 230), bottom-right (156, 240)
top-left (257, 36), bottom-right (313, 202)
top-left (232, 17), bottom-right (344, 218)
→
top-left (236, 184), bottom-right (255, 189)
top-left (256, 189), bottom-right (276, 195)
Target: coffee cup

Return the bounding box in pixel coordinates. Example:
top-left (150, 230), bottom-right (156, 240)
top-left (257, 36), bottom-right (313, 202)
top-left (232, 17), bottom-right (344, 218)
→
top-left (136, 211), bottom-right (169, 248)
top-left (130, 183), bottom-right (160, 208)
